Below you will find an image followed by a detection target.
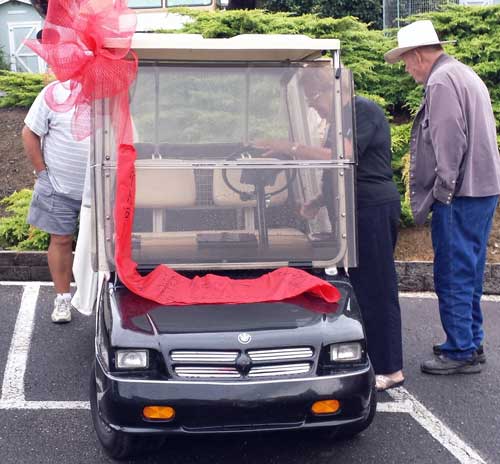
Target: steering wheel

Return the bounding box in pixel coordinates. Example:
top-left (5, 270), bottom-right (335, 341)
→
top-left (221, 148), bottom-right (297, 202)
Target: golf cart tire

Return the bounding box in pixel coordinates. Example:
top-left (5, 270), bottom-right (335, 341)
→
top-left (90, 363), bottom-right (165, 460)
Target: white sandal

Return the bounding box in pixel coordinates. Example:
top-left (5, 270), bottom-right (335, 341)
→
top-left (375, 375), bottom-right (405, 392)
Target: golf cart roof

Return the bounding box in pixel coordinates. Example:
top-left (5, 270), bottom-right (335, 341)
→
top-left (106, 33), bottom-right (340, 61)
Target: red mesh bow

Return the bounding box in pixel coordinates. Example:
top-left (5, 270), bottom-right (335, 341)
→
top-left (25, 0), bottom-right (137, 141)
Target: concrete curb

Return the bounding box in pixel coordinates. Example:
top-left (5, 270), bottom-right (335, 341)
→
top-left (1, 251), bottom-right (499, 295)
top-left (395, 261), bottom-right (500, 295)
top-left (0, 251), bottom-right (52, 281)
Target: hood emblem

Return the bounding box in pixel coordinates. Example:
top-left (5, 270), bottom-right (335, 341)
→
top-left (238, 333), bottom-right (252, 344)
top-left (235, 352), bottom-right (252, 375)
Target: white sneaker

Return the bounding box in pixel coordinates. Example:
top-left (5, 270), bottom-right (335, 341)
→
top-left (51, 297), bottom-right (72, 323)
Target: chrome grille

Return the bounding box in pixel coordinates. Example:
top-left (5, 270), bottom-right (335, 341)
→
top-left (171, 347), bottom-right (315, 379)
top-left (248, 363), bottom-right (312, 377)
top-left (171, 351), bottom-right (239, 363)
top-left (175, 366), bottom-right (240, 378)
top-left (248, 347), bottom-right (314, 361)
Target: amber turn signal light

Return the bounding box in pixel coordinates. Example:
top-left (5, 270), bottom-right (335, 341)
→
top-left (311, 400), bottom-right (341, 415)
top-left (143, 406), bottom-right (175, 420)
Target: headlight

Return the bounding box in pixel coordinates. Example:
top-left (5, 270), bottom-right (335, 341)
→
top-left (115, 350), bottom-right (149, 369)
top-left (329, 342), bottom-right (362, 362)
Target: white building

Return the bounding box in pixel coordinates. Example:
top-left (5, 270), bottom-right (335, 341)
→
top-left (0, 0), bottom-right (45, 73)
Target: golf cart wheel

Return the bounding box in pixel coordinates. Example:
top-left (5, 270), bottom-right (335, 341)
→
top-left (89, 362), bottom-right (164, 460)
top-left (335, 385), bottom-right (377, 440)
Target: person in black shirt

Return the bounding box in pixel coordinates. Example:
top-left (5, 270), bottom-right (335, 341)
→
top-left (256, 69), bottom-right (404, 391)
top-left (349, 96), bottom-right (404, 390)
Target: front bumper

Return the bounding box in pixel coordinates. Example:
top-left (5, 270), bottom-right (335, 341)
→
top-left (95, 358), bottom-right (374, 435)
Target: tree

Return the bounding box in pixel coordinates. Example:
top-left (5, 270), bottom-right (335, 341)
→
top-left (228, 0), bottom-right (257, 8)
top-left (0, 47), bottom-right (9, 71)
top-left (256, 0), bottom-right (383, 29)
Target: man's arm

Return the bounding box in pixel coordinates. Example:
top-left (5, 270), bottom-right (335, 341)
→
top-left (22, 125), bottom-right (46, 173)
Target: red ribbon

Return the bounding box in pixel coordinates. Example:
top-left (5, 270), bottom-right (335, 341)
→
top-left (27, 0), bottom-right (341, 308)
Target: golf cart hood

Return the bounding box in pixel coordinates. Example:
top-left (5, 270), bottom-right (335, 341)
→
top-left (108, 279), bottom-right (364, 348)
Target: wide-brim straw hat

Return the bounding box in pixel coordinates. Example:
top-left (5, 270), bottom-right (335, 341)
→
top-left (384, 20), bottom-right (456, 64)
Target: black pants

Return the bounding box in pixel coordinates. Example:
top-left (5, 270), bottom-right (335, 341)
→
top-left (349, 200), bottom-right (403, 375)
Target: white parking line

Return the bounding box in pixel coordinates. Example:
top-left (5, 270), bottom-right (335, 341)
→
top-left (0, 281), bottom-right (75, 286)
top-left (376, 400), bottom-right (411, 413)
top-left (0, 282), bottom-right (490, 464)
top-left (399, 291), bottom-right (500, 302)
top-left (0, 400), bottom-right (89, 410)
top-left (388, 387), bottom-right (486, 464)
top-left (0, 282), bottom-right (89, 410)
top-left (1, 283), bottom-right (39, 403)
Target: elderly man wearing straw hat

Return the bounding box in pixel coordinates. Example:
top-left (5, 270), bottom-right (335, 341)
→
top-left (385, 20), bottom-right (500, 375)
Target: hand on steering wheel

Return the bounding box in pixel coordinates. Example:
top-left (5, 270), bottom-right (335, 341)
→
top-left (252, 139), bottom-right (296, 159)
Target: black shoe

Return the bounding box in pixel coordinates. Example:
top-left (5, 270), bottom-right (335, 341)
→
top-left (433, 344), bottom-right (486, 364)
top-left (421, 354), bottom-right (481, 375)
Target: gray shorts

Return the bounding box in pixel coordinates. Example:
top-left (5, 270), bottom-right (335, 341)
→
top-left (27, 170), bottom-right (81, 236)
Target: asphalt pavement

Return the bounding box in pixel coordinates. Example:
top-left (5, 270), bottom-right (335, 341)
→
top-left (0, 283), bottom-right (499, 464)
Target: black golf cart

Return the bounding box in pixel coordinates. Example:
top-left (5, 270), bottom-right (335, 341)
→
top-left (89, 33), bottom-right (375, 460)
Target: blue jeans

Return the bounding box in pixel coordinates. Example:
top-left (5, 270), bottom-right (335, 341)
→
top-left (431, 195), bottom-right (498, 360)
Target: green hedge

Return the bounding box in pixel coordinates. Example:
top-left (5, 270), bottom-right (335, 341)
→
top-left (0, 190), bottom-right (49, 250)
top-left (0, 70), bottom-right (45, 107)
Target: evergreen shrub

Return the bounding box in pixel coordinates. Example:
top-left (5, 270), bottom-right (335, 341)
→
top-left (0, 190), bottom-right (49, 251)
top-left (0, 70), bottom-right (45, 108)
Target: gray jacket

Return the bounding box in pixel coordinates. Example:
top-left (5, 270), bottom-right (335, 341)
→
top-left (409, 54), bottom-right (500, 225)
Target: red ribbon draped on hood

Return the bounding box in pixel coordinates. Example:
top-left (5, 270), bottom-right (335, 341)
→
top-left (26, 0), bottom-right (341, 307)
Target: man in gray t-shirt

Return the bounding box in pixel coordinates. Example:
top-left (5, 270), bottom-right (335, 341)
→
top-left (23, 81), bottom-right (89, 323)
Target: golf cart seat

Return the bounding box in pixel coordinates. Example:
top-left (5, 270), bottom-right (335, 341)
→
top-left (134, 159), bottom-right (196, 208)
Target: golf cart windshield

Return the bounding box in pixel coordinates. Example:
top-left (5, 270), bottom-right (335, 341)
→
top-left (93, 37), bottom-right (357, 271)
